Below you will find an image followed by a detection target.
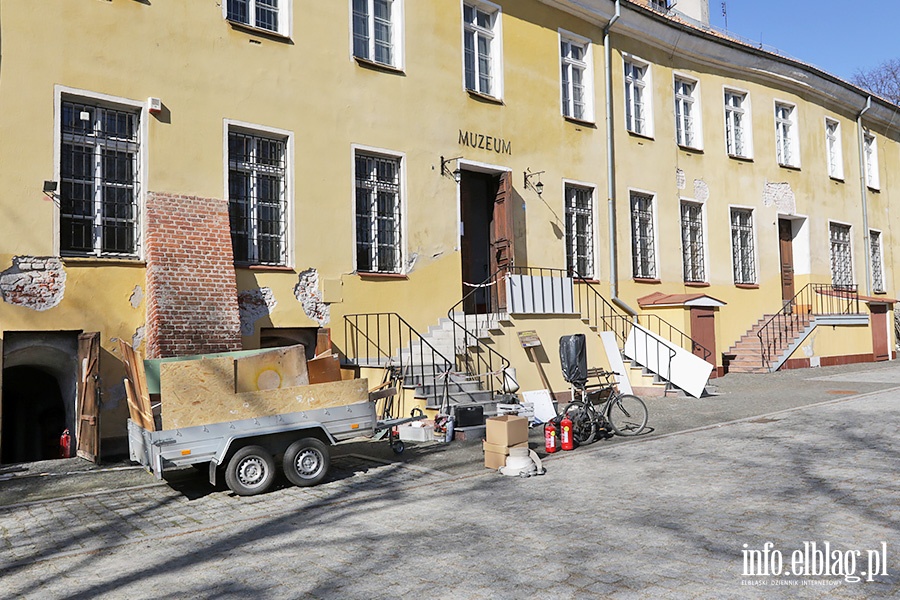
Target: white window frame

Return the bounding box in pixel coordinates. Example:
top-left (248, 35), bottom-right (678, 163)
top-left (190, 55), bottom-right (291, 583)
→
top-left (563, 180), bottom-right (597, 279)
top-left (870, 229), bottom-right (885, 294)
top-left (724, 87), bottom-right (752, 159)
top-left (462, 0), bottom-right (503, 100)
top-left (829, 221), bottom-right (854, 289)
top-left (350, 0), bottom-right (405, 70)
top-left (224, 0), bottom-right (291, 37)
top-left (559, 30), bottom-right (594, 123)
top-left (674, 74), bottom-right (702, 150)
top-left (352, 145), bottom-right (407, 274)
top-left (729, 206), bottom-right (758, 285)
top-left (825, 117), bottom-right (844, 180)
top-left (624, 55), bottom-right (653, 137)
top-left (54, 86), bottom-right (147, 259)
top-left (864, 130), bottom-right (880, 190)
top-left (680, 199), bottom-right (708, 284)
top-left (629, 189), bottom-right (658, 280)
top-left (223, 119), bottom-right (294, 267)
top-left (774, 100), bottom-right (800, 168)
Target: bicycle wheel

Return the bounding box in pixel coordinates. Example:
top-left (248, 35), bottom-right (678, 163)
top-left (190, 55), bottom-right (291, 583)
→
top-left (605, 394), bottom-right (648, 436)
top-left (561, 402), bottom-right (597, 445)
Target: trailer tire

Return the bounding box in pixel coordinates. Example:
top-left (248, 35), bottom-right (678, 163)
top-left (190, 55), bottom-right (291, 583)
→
top-left (225, 445), bottom-right (276, 496)
top-left (282, 438), bottom-right (330, 487)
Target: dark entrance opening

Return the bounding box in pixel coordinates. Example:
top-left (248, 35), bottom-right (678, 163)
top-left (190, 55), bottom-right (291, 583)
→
top-left (2, 365), bottom-right (66, 463)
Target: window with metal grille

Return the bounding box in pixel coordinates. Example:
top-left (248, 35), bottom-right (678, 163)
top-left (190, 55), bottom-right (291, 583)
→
top-left (674, 77), bottom-right (697, 148)
top-left (352, 0), bottom-right (396, 66)
top-left (226, 0), bottom-right (285, 35)
top-left (356, 152), bottom-right (401, 273)
top-left (463, 2), bottom-right (499, 97)
top-left (561, 36), bottom-right (591, 121)
top-left (870, 230), bottom-right (884, 293)
top-left (565, 185), bottom-right (594, 278)
top-left (228, 131), bottom-right (288, 265)
top-left (680, 202), bottom-right (705, 283)
top-left (630, 192), bottom-right (656, 279)
top-left (730, 208), bottom-right (756, 284)
top-left (864, 132), bottom-right (879, 189)
top-left (60, 100), bottom-right (139, 257)
top-left (624, 61), bottom-right (647, 135)
top-left (775, 102), bottom-right (797, 167)
top-left (724, 90), bottom-right (748, 158)
top-left (830, 223), bottom-right (853, 289)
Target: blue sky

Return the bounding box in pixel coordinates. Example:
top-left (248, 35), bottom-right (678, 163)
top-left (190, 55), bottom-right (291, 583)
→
top-left (708, 1), bottom-right (900, 81)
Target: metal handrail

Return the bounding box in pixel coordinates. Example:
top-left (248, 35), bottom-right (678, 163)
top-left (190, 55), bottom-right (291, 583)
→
top-left (757, 283), bottom-right (861, 369)
top-left (343, 313), bottom-right (453, 389)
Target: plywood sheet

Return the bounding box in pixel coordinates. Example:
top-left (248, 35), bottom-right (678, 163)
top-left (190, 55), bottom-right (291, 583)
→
top-left (118, 340), bottom-right (154, 430)
top-left (234, 345), bottom-right (309, 392)
top-left (307, 354), bottom-right (342, 384)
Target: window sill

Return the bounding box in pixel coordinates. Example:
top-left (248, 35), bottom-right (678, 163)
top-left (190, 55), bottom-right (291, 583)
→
top-left (735, 283), bottom-right (759, 289)
top-left (358, 271), bottom-right (408, 280)
top-left (867, 185), bottom-right (881, 193)
top-left (684, 281), bottom-right (710, 288)
top-left (778, 162), bottom-right (801, 172)
top-left (678, 144), bottom-right (704, 154)
top-left (633, 277), bottom-right (661, 284)
top-left (574, 278), bottom-right (600, 284)
top-left (728, 153), bottom-right (754, 163)
top-left (829, 175), bottom-right (845, 183)
top-left (239, 264), bottom-right (295, 273)
top-left (354, 55), bottom-right (405, 75)
top-left (466, 89), bottom-right (504, 105)
top-left (62, 256), bottom-right (145, 267)
top-left (226, 19), bottom-right (293, 43)
top-left (627, 130), bottom-right (655, 142)
top-left (564, 116), bottom-right (597, 128)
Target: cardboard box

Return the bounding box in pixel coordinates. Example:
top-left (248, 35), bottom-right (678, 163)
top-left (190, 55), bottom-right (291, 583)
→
top-left (485, 414), bottom-right (529, 447)
top-left (483, 440), bottom-right (528, 469)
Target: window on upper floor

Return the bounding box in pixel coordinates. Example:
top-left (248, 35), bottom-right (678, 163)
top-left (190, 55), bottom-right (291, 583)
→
top-left (724, 89), bottom-right (751, 159)
top-left (680, 201), bottom-right (706, 283)
top-left (674, 76), bottom-right (701, 149)
top-left (829, 222), bottom-right (853, 289)
top-left (352, 0), bottom-right (403, 69)
top-left (60, 99), bottom-right (140, 258)
top-left (870, 230), bottom-right (885, 293)
top-left (624, 58), bottom-right (652, 136)
top-left (226, 0), bottom-right (289, 36)
top-left (864, 131), bottom-right (879, 190)
top-left (355, 150), bottom-right (403, 273)
top-left (565, 184), bottom-right (595, 278)
top-left (825, 118), bottom-right (843, 180)
top-left (560, 32), bottom-right (593, 122)
top-left (630, 191), bottom-right (657, 279)
top-left (775, 101), bottom-right (800, 168)
top-left (463, 1), bottom-right (502, 99)
top-left (730, 208), bottom-right (756, 285)
top-left (228, 128), bottom-right (290, 266)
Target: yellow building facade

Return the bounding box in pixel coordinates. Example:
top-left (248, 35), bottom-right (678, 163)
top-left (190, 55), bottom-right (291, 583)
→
top-left (0, 0), bottom-right (896, 461)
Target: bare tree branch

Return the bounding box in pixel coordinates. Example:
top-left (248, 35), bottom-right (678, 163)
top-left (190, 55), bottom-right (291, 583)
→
top-left (851, 59), bottom-right (900, 106)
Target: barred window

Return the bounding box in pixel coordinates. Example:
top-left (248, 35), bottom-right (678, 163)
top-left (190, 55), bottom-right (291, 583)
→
top-left (353, 0), bottom-right (397, 67)
top-left (228, 131), bottom-right (288, 265)
top-left (680, 202), bottom-right (705, 283)
top-left (356, 152), bottom-right (402, 273)
top-left (731, 208), bottom-right (756, 284)
top-left (565, 185), bottom-right (594, 278)
top-left (830, 223), bottom-right (853, 289)
top-left (870, 230), bottom-right (884, 293)
top-left (630, 192), bottom-right (656, 279)
top-left (60, 100), bottom-right (139, 257)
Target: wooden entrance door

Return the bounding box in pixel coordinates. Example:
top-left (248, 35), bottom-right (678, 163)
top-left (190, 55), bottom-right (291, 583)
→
top-left (778, 219), bottom-right (795, 304)
top-left (870, 304), bottom-right (890, 362)
top-left (690, 307), bottom-right (717, 373)
top-left (489, 171), bottom-right (514, 311)
top-left (76, 332), bottom-right (100, 462)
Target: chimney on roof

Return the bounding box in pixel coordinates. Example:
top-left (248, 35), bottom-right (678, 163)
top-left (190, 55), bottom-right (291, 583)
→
top-left (672, 0), bottom-right (710, 26)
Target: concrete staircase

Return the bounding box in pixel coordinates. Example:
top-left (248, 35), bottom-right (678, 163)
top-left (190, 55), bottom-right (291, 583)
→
top-left (726, 312), bottom-right (814, 373)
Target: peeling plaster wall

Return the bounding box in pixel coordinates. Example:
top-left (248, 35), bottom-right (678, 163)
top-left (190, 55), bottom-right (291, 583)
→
top-left (238, 287), bottom-right (277, 336)
top-left (294, 269), bottom-right (330, 326)
top-left (763, 181), bottom-right (796, 214)
top-left (129, 285), bottom-right (143, 309)
top-left (692, 179), bottom-right (709, 203)
top-left (0, 257), bottom-right (66, 311)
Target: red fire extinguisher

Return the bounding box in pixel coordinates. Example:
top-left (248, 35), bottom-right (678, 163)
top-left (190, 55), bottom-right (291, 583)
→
top-left (560, 414), bottom-right (574, 451)
top-left (544, 420), bottom-right (559, 453)
top-left (59, 429), bottom-right (72, 459)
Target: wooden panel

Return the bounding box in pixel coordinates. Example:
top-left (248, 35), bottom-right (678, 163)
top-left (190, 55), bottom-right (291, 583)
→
top-left (778, 219), bottom-right (795, 303)
top-left (871, 304), bottom-right (890, 361)
top-left (235, 345), bottom-right (309, 392)
top-left (307, 354), bottom-right (342, 384)
top-left (76, 332), bottom-right (101, 463)
top-left (118, 340), bottom-right (154, 431)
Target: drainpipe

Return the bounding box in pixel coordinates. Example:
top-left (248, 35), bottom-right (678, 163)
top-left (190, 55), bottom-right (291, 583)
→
top-left (603, 0), bottom-right (637, 316)
top-left (856, 96), bottom-right (872, 296)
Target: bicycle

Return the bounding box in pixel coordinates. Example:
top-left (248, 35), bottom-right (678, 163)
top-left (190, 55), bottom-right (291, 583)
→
top-left (561, 369), bottom-right (648, 444)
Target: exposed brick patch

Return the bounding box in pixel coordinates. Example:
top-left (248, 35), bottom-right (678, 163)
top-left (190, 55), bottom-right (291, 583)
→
top-left (0, 256), bottom-right (66, 311)
top-left (294, 268), bottom-right (329, 326)
top-left (144, 192), bottom-right (241, 358)
top-left (238, 287), bottom-right (277, 336)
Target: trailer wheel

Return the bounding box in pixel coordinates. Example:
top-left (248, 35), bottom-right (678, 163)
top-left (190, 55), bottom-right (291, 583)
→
top-left (225, 445), bottom-right (276, 496)
top-left (282, 438), bottom-right (330, 487)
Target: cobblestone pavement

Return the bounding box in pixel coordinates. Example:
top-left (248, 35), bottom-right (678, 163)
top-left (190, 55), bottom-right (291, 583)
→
top-left (1, 381), bottom-right (898, 599)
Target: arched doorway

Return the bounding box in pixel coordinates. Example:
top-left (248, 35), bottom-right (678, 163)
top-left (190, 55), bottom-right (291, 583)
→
top-left (2, 365), bottom-right (67, 462)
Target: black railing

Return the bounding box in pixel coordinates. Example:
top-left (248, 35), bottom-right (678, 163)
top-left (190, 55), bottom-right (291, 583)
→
top-left (757, 283), bottom-right (861, 369)
top-left (343, 313), bottom-right (453, 389)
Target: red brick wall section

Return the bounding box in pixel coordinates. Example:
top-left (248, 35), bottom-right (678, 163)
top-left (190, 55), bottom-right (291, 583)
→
top-left (145, 192), bottom-right (241, 358)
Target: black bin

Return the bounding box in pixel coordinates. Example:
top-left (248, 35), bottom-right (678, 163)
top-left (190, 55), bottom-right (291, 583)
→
top-left (454, 405), bottom-right (485, 427)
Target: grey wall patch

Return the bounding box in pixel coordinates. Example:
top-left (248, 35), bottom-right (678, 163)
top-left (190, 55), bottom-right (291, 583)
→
top-left (0, 257), bottom-right (66, 311)
top-left (764, 181), bottom-right (796, 214)
top-left (676, 168), bottom-right (686, 190)
top-left (129, 285), bottom-right (144, 309)
top-left (294, 268), bottom-right (330, 326)
top-left (103, 381), bottom-right (126, 412)
top-left (238, 287), bottom-right (277, 336)
top-left (406, 252), bottom-right (419, 272)
top-left (692, 179), bottom-right (709, 202)
top-left (132, 325), bottom-right (146, 351)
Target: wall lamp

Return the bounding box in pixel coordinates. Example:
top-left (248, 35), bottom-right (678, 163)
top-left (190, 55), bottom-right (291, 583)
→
top-left (441, 155), bottom-right (462, 183)
top-left (43, 180), bottom-right (59, 202)
top-left (524, 168), bottom-right (545, 196)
